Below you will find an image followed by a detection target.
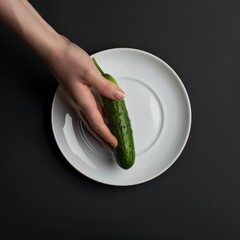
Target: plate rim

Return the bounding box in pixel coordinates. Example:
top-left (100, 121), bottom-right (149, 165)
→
top-left (51, 47), bottom-right (192, 186)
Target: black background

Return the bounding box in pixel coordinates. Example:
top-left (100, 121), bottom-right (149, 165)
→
top-left (1, 0), bottom-right (240, 239)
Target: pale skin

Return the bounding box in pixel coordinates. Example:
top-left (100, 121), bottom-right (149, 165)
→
top-left (0, 0), bottom-right (125, 148)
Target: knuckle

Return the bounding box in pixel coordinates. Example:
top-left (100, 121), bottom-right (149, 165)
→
top-left (101, 81), bottom-right (115, 96)
top-left (79, 101), bottom-right (90, 112)
top-left (101, 82), bottom-right (108, 95)
top-left (92, 122), bottom-right (103, 133)
top-left (84, 67), bottom-right (95, 80)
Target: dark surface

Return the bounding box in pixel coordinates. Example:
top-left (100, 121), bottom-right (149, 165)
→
top-left (1, 0), bottom-right (240, 239)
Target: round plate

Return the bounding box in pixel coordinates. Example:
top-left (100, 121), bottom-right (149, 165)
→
top-left (51, 48), bottom-right (191, 186)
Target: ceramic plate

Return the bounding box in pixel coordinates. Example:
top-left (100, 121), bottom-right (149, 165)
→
top-left (51, 48), bottom-right (191, 186)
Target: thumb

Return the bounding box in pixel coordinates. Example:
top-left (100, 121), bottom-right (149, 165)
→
top-left (89, 72), bottom-right (125, 100)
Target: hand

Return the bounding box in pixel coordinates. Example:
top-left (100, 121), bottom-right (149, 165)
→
top-left (0, 1), bottom-right (122, 147)
top-left (49, 37), bottom-right (125, 148)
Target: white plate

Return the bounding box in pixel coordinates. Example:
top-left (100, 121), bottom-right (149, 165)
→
top-left (51, 48), bottom-right (191, 186)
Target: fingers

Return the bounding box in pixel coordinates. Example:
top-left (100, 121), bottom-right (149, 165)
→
top-left (59, 83), bottom-right (118, 148)
top-left (87, 71), bottom-right (125, 100)
top-left (78, 111), bottom-right (112, 151)
top-left (82, 102), bottom-right (118, 148)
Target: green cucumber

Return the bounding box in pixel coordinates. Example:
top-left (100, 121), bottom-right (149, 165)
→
top-left (93, 58), bottom-right (135, 169)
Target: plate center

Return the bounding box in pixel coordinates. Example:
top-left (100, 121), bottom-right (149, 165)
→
top-left (119, 77), bottom-right (163, 155)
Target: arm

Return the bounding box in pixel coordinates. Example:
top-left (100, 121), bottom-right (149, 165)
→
top-left (0, 0), bottom-right (63, 63)
top-left (0, 0), bottom-right (125, 148)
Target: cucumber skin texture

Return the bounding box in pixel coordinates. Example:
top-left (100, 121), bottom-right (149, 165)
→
top-left (102, 73), bottom-right (135, 169)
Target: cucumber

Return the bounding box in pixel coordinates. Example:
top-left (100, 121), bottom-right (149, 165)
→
top-left (93, 58), bottom-right (135, 169)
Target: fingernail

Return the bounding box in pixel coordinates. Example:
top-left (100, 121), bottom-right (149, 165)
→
top-left (114, 90), bottom-right (125, 100)
top-left (112, 138), bottom-right (118, 148)
top-left (112, 142), bottom-right (117, 148)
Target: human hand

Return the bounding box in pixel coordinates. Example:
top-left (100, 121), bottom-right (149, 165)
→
top-left (0, 1), bottom-right (122, 147)
top-left (49, 37), bottom-right (125, 148)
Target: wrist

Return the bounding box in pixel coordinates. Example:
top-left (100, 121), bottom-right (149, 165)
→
top-left (41, 32), bottom-right (69, 68)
